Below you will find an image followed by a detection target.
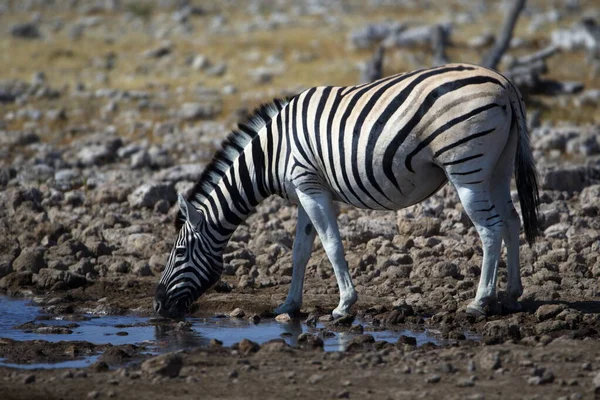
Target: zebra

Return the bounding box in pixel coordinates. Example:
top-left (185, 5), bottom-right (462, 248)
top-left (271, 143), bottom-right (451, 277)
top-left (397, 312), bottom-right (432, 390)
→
top-left (153, 63), bottom-right (540, 319)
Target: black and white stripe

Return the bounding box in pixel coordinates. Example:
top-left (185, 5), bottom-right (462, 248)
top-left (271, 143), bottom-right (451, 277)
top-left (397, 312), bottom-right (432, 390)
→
top-left (155, 63), bottom-right (540, 318)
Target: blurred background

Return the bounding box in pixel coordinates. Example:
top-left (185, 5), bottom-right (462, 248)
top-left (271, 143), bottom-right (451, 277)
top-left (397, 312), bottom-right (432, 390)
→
top-left (0, 0), bottom-right (599, 291)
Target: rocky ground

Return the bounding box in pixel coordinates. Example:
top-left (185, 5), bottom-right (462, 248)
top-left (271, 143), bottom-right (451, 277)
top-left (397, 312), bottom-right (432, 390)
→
top-left (1, 0), bottom-right (600, 399)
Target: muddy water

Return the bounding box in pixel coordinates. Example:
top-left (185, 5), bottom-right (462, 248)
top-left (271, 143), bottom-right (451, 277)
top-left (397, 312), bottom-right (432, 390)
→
top-left (0, 296), bottom-right (473, 369)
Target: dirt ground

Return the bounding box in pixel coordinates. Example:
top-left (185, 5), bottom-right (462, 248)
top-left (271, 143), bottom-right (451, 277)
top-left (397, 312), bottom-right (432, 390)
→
top-left (1, 0), bottom-right (600, 399)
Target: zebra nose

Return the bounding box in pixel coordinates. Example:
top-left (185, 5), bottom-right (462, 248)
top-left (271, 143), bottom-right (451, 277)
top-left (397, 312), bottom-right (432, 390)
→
top-left (154, 283), bottom-right (167, 315)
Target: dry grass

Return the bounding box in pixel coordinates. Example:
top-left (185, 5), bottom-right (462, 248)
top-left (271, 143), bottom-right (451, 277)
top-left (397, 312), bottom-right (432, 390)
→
top-left (0, 0), bottom-right (597, 138)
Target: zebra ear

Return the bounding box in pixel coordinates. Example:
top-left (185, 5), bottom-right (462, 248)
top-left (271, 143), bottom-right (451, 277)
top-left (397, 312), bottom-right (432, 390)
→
top-left (177, 193), bottom-right (203, 229)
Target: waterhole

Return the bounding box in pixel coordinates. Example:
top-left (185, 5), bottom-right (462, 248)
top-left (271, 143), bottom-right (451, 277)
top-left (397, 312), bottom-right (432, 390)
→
top-left (0, 296), bottom-right (478, 369)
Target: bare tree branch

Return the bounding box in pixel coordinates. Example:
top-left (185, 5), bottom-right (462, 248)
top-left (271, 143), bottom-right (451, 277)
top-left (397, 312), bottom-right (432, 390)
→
top-left (431, 24), bottom-right (449, 66)
top-left (360, 45), bottom-right (384, 83)
top-left (482, 0), bottom-right (527, 70)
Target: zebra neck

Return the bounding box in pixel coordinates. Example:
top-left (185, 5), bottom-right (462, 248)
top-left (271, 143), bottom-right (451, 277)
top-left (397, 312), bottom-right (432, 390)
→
top-left (193, 132), bottom-right (284, 249)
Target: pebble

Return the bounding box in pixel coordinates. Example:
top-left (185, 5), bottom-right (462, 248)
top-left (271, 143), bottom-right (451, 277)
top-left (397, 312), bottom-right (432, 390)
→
top-left (230, 308), bottom-right (245, 318)
top-left (23, 374), bottom-right (35, 384)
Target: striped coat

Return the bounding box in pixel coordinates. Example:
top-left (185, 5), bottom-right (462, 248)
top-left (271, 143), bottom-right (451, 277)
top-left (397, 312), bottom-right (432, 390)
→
top-left (154, 63), bottom-right (540, 319)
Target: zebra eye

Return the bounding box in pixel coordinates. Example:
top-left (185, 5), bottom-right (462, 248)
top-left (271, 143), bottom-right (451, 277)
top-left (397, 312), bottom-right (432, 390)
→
top-left (175, 247), bottom-right (186, 257)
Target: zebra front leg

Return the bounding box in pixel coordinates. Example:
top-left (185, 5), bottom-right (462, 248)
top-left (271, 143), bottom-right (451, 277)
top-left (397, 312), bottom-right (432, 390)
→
top-left (274, 205), bottom-right (316, 315)
top-left (295, 189), bottom-right (357, 318)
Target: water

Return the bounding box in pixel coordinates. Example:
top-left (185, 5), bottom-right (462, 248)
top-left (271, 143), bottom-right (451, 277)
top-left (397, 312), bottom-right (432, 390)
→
top-left (0, 296), bottom-right (474, 369)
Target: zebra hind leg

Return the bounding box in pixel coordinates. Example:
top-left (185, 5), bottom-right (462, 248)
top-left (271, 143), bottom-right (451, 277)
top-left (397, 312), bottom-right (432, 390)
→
top-left (295, 188), bottom-right (358, 318)
top-left (274, 205), bottom-right (317, 315)
top-left (490, 130), bottom-right (523, 312)
top-left (453, 183), bottom-right (504, 316)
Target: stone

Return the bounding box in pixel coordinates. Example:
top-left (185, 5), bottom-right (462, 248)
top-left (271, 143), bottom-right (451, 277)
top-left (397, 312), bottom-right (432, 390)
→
top-left (178, 102), bottom-right (221, 120)
top-left (348, 21), bottom-right (405, 49)
top-left (230, 308), bottom-right (245, 318)
top-left (12, 247), bottom-right (46, 273)
top-left (54, 169), bottom-right (82, 191)
top-left (10, 23), bottom-right (41, 39)
top-left (128, 182), bottom-right (176, 208)
top-left (22, 374), bottom-right (36, 384)
top-left (238, 339), bottom-right (260, 355)
top-left (535, 304), bottom-right (568, 321)
top-left (426, 374), bottom-right (441, 384)
top-left (475, 350), bottom-right (501, 371)
top-left (259, 339), bottom-right (290, 353)
top-left (308, 374), bottom-right (324, 384)
top-left (132, 261), bottom-right (152, 277)
top-left (535, 320), bottom-right (568, 335)
top-left (142, 41), bottom-right (173, 58)
top-left (541, 166), bottom-right (600, 192)
top-left (593, 371), bottom-right (600, 393)
top-left (297, 333), bottom-right (324, 349)
top-left (141, 353), bottom-right (182, 378)
top-left (482, 319), bottom-right (521, 344)
top-left (275, 313), bottom-right (291, 322)
top-left (396, 335), bottom-right (417, 347)
top-left (32, 269), bottom-right (87, 290)
top-left (397, 216), bottom-right (440, 238)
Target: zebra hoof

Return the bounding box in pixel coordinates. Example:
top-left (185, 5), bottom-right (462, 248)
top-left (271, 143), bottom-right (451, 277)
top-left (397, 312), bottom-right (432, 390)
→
top-left (274, 301), bottom-right (301, 316)
top-left (466, 303), bottom-right (486, 317)
top-left (332, 308), bottom-right (351, 319)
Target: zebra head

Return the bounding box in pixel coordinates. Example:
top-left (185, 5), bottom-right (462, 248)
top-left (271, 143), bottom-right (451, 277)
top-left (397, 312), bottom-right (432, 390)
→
top-left (153, 194), bottom-right (222, 319)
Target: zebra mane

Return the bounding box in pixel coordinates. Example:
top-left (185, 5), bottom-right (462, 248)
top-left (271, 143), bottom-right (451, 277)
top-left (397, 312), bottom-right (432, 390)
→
top-left (176, 97), bottom-right (290, 228)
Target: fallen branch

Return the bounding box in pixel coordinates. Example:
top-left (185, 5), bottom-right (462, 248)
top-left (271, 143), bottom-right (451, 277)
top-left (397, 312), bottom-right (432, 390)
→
top-left (482, 0), bottom-right (527, 70)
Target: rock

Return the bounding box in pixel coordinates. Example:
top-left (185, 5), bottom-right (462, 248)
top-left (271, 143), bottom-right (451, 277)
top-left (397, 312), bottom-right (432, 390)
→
top-left (128, 182), bottom-right (176, 208)
top-left (535, 304), bottom-right (568, 321)
top-left (593, 371), bottom-right (600, 393)
top-left (431, 261), bottom-right (460, 279)
top-left (396, 335), bottom-right (417, 347)
top-left (153, 164), bottom-right (204, 183)
top-left (275, 313), bottom-right (292, 322)
top-left (259, 339), bottom-right (290, 353)
top-left (551, 18), bottom-right (600, 52)
top-left (76, 138), bottom-right (122, 166)
top-left (22, 374), bottom-right (35, 384)
top-left (178, 102), bottom-right (221, 120)
top-left (383, 24), bottom-right (451, 48)
top-left (482, 319), bottom-right (521, 344)
top-left (425, 374), bottom-right (441, 384)
top-left (468, 33), bottom-right (495, 48)
top-left (142, 41), bottom-right (173, 58)
top-left (397, 216), bottom-right (440, 237)
top-left (54, 169), bottom-right (82, 191)
top-left (345, 334), bottom-right (375, 351)
top-left (348, 21), bottom-right (405, 49)
top-left (191, 54), bottom-right (210, 70)
top-left (12, 247), bottom-right (46, 273)
top-left (10, 23), bottom-right (41, 39)
top-left (297, 333), bottom-right (324, 349)
top-left (308, 373), bottom-right (324, 384)
top-left (535, 320), bottom-right (568, 335)
top-left (141, 353), bottom-right (182, 378)
top-left (475, 350), bottom-right (502, 371)
top-left (326, 314), bottom-right (355, 328)
top-left (230, 308), bottom-right (245, 318)
top-left (238, 338), bottom-right (260, 355)
top-left (33, 269), bottom-right (87, 290)
top-left (132, 261), bottom-right (152, 277)
top-left (580, 185), bottom-right (600, 208)
top-left (541, 166), bottom-right (600, 192)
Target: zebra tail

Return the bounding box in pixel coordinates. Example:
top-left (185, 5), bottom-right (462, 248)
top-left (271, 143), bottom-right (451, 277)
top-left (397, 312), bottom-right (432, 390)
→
top-left (512, 94), bottom-right (541, 246)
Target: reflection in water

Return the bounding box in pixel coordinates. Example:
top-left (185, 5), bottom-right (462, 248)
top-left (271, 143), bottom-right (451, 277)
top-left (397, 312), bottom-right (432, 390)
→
top-left (0, 296), bottom-right (480, 369)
